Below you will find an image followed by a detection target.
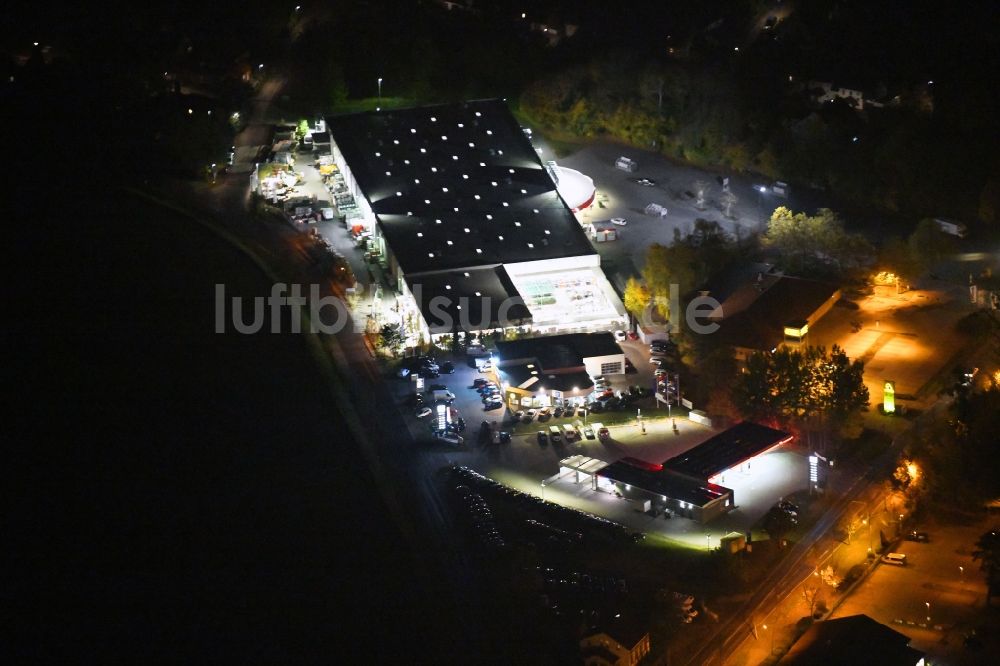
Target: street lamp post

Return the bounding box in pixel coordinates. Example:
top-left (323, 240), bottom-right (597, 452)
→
top-left (706, 534), bottom-right (711, 552)
top-left (925, 601), bottom-right (930, 624)
top-left (377, 77), bottom-right (383, 106)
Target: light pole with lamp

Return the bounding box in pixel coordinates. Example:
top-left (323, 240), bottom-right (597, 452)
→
top-left (925, 601), bottom-right (931, 624)
top-left (706, 534), bottom-right (711, 552)
top-left (377, 77), bottom-right (383, 107)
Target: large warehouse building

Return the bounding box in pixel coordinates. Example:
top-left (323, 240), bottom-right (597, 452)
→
top-left (326, 99), bottom-right (625, 344)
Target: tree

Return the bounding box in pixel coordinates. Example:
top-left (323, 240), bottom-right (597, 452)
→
top-left (623, 277), bottom-right (652, 319)
top-left (973, 528), bottom-right (1000, 600)
top-left (909, 218), bottom-right (955, 272)
top-left (694, 179), bottom-right (710, 209)
top-left (820, 565), bottom-right (842, 589)
top-left (763, 207), bottom-right (872, 276)
top-left (763, 506), bottom-right (796, 546)
top-left (721, 190), bottom-right (738, 219)
top-left (378, 323), bottom-right (406, 356)
top-left (801, 585), bottom-right (822, 618)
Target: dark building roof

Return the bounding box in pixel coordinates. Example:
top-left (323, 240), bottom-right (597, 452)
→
top-left (597, 461), bottom-right (732, 508)
top-left (781, 615), bottom-right (925, 666)
top-left (404, 266), bottom-right (531, 334)
top-left (495, 332), bottom-right (621, 370)
top-left (584, 613), bottom-right (649, 650)
top-left (716, 275), bottom-right (840, 352)
top-left (326, 99), bottom-right (596, 276)
top-left (663, 422), bottom-right (792, 481)
top-left (497, 364), bottom-right (593, 394)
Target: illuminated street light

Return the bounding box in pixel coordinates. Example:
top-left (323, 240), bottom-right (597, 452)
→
top-left (925, 601), bottom-right (930, 623)
top-left (377, 77), bottom-right (383, 106)
top-left (706, 534), bottom-right (711, 551)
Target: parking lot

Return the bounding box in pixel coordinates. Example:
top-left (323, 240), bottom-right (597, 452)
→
top-left (389, 348), bottom-right (809, 549)
top-left (826, 513), bottom-right (998, 662)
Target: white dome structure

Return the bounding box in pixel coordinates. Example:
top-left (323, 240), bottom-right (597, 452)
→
top-left (554, 165), bottom-right (596, 213)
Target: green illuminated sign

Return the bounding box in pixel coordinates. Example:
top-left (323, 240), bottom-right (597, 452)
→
top-left (883, 380), bottom-right (895, 414)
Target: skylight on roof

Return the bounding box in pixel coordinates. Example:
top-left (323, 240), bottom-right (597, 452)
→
top-left (514, 221), bottom-right (522, 227)
top-left (462, 174), bottom-right (469, 179)
top-left (431, 167), bottom-right (438, 172)
top-left (452, 155), bottom-right (458, 160)
top-left (502, 202), bottom-right (509, 207)
top-left (508, 168), bottom-right (515, 173)
top-left (485, 214), bottom-right (493, 220)
top-left (414, 178), bottom-right (420, 184)
top-left (475, 111), bottom-right (482, 117)
top-left (441, 135), bottom-right (448, 141)
top-left (468, 142), bottom-right (475, 148)
top-left (464, 227), bottom-right (470, 233)
top-left (491, 181), bottom-right (497, 186)
top-left (476, 248), bottom-right (482, 253)
top-left (475, 291), bottom-right (482, 297)
top-left (527, 243), bottom-right (534, 248)
top-left (544, 229), bottom-right (551, 235)
top-left (520, 189), bottom-right (527, 194)
top-left (393, 139), bottom-right (399, 145)
top-left (428, 252), bottom-right (434, 257)
top-left (417, 232), bottom-right (423, 237)
top-left (447, 240), bottom-right (453, 245)
top-left (442, 187), bottom-right (449, 192)
top-left (420, 148), bottom-right (426, 153)
top-left (396, 191), bottom-right (402, 196)
top-left (464, 272), bottom-right (470, 277)
top-left (424, 199), bottom-right (431, 204)
top-left (410, 128), bottom-right (416, 134)
top-left (375, 151), bottom-right (381, 157)
top-left (403, 159), bottom-right (410, 165)
top-left (474, 195), bottom-right (480, 200)
top-left (486, 130), bottom-right (493, 135)
top-left (430, 116), bottom-right (437, 122)
top-left (453, 207), bottom-right (459, 212)
top-left (445, 285), bottom-right (451, 290)
top-left (435, 219), bottom-right (442, 224)
top-left (497, 235), bottom-right (504, 241)
top-left (479, 162), bottom-right (486, 167)
top-left (457, 123), bottom-right (464, 128)
top-left (533, 208), bottom-right (539, 213)
top-left (385, 171), bottom-right (391, 176)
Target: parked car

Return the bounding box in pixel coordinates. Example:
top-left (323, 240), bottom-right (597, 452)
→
top-left (499, 431), bottom-right (511, 444)
top-left (415, 407), bottom-right (433, 418)
top-left (538, 407), bottom-right (551, 419)
top-left (553, 406), bottom-right (564, 418)
top-left (514, 410), bottom-right (525, 421)
top-left (429, 384), bottom-right (449, 391)
top-left (880, 552), bottom-right (907, 566)
top-left (473, 378), bottom-right (490, 388)
top-left (610, 217), bottom-right (627, 226)
top-left (320, 207), bottom-right (335, 220)
top-left (440, 361), bottom-right (455, 374)
top-left (484, 399), bottom-right (503, 411)
top-left (583, 426), bottom-right (595, 440)
top-left (526, 409), bottom-right (538, 420)
top-left (598, 427), bottom-right (611, 441)
top-left (905, 530), bottom-right (930, 542)
top-left (537, 431), bottom-right (549, 445)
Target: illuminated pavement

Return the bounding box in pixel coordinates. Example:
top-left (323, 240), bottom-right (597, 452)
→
top-left (396, 361), bottom-right (812, 551)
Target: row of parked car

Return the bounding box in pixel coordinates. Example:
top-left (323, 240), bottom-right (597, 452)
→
top-left (451, 485), bottom-right (506, 552)
top-left (449, 466), bottom-right (641, 545)
top-left (397, 355), bottom-right (456, 380)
